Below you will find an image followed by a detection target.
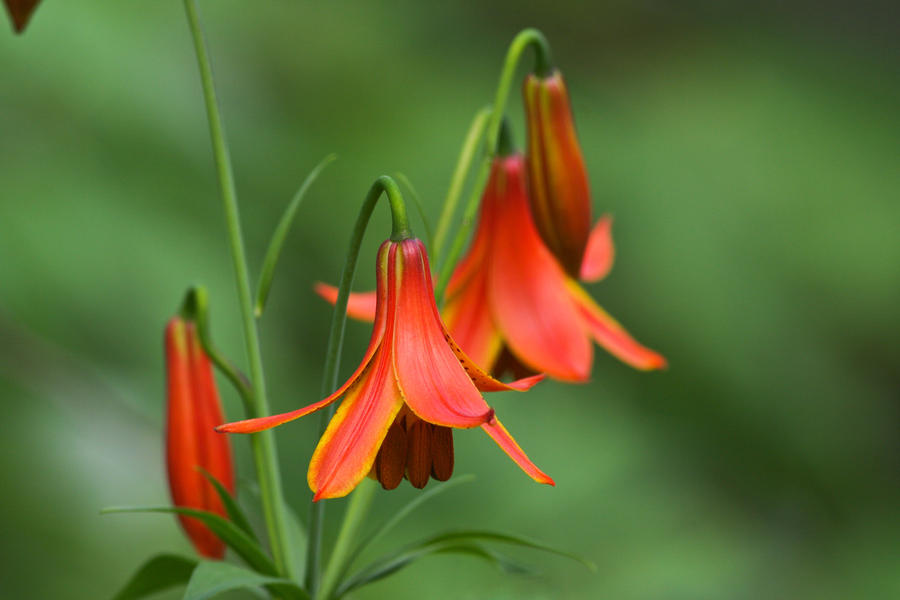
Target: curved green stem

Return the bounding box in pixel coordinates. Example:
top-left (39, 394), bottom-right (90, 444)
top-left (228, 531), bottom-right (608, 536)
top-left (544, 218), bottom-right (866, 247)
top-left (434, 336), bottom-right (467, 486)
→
top-left (316, 478), bottom-right (377, 600)
top-left (180, 286), bottom-right (253, 409)
top-left (434, 29), bottom-right (551, 301)
top-left (432, 106), bottom-right (491, 264)
top-left (393, 172), bottom-right (433, 251)
top-left (255, 153), bottom-right (338, 318)
top-left (306, 175), bottom-right (410, 596)
top-left (183, 0), bottom-right (293, 580)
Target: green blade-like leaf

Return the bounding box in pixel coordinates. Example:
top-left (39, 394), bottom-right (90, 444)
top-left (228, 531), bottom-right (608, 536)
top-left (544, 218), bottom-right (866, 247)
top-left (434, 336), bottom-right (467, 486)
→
top-left (349, 475), bottom-right (475, 568)
top-left (101, 506), bottom-right (277, 576)
top-left (242, 478), bottom-right (307, 582)
top-left (255, 153), bottom-right (337, 317)
top-left (337, 529), bottom-right (594, 597)
top-left (183, 560), bottom-right (309, 600)
top-left (110, 553), bottom-right (197, 600)
top-left (199, 468), bottom-right (257, 541)
top-left (424, 530), bottom-right (596, 571)
top-left (336, 541), bottom-right (532, 597)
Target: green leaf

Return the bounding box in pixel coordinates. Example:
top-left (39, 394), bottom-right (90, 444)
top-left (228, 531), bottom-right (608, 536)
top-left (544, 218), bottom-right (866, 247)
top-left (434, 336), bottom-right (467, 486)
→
top-left (199, 468), bottom-right (257, 541)
top-left (255, 153), bottom-right (337, 317)
top-left (183, 560), bottom-right (308, 600)
top-left (110, 553), bottom-right (197, 600)
top-left (101, 506), bottom-right (277, 576)
top-left (425, 530), bottom-right (596, 571)
top-left (241, 478), bottom-right (307, 582)
top-left (349, 475), bottom-right (475, 566)
top-left (336, 540), bottom-right (531, 597)
top-left (337, 529), bottom-right (595, 597)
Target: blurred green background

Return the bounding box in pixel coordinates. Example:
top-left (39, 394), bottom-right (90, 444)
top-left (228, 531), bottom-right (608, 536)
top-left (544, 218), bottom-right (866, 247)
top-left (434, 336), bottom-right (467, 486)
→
top-left (1, 1), bottom-right (898, 598)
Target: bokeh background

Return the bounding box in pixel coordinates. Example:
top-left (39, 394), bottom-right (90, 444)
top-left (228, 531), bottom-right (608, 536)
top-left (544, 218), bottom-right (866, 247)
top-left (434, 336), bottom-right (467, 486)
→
top-left (1, 1), bottom-right (898, 598)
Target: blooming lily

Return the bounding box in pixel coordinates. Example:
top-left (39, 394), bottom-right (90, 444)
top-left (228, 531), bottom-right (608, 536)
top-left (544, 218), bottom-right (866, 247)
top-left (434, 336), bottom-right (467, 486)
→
top-left (319, 155), bottom-right (665, 383)
top-left (218, 238), bottom-right (553, 500)
top-left (524, 68), bottom-right (610, 281)
top-left (443, 152), bottom-right (666, 381)
top-left (165, 316), bottom-right (235, 559)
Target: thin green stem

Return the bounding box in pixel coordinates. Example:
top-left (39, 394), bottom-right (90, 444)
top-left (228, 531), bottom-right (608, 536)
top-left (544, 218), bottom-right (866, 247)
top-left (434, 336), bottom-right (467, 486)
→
top-left (306, 175), bottom-right (410, 596)
top-left (432, 106), bottom-right (491, 264)
top-left (316, 478), bottom-right (377, 600)
top-left (393, 172), bottom-right (433, 251)
top-left (180, 285), bottom-right (253, 409)
top-left (433, 28), bottom-right (551, 301)
top-left (183, 0), bottom-right (293, 580)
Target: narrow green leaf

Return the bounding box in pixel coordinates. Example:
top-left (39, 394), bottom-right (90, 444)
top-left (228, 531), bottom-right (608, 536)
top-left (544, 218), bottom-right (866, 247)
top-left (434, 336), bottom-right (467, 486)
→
top-left (424, 530), bottom-right (596, 571)
top-left (349, 475), bottom-right (475, 567)
top-left (255, 153), bottom-right (337, 317)
top-left (199, 468), bottom-right (257, 541)
top-left (336, 540), bottom-right (531, 597)
top-left (101, 506), bottom-right (277, 576)
top-left (242, 478), bottom-right (308, 581)
top-left (394, 172), bottom-right (434, 250)
top-left (110, 553), bottom-right (197, 600)
top-left (337, 529), bottom-right (594, 597)
top-left (183, 560), bottom-right (308, 600)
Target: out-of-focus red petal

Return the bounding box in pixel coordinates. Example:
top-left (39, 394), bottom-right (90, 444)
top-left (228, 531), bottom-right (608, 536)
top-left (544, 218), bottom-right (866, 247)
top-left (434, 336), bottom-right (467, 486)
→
top-left (218, 243), bottom-right (393, 434)
top-left (441, 269), bottom-right (503, 375)
top-left (580, 214), bottom-right (615, 282)
top-left (392, 240), bottom-right (493, 428)
top-left (314, 283), bottom-right (377, 322)
top-left (567, 280), bottom-right (667, 370)
top-left (481, 416), bottom-right (554, 486)
top-left (488, 155), bottom-right (592, 382)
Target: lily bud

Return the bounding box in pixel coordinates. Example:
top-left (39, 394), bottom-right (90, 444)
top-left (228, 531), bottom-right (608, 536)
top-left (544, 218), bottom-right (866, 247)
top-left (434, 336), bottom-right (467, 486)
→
top-left (523, 69), bottom-right (592, 277)
top-left (165, 316), bottom-right (234, 559)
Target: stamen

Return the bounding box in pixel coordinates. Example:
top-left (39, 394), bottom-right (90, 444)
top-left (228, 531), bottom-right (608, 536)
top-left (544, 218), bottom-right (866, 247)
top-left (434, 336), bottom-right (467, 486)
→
top-left (431, 426), bottom-right (454, 481)
top-left (406, 419), bottom-right (433, 489)
top-left (376, 420), bottom-right (407, 490)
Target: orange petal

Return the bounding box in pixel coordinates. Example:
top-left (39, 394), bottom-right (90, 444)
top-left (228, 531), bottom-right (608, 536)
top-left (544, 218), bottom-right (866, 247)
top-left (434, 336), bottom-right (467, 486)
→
top-left (488, 155), bottom-right (592, 382)
top-left (441, 266), bottom-right (503, 374)
top-left (314, 283), bottom-right (377, 322)
top-left (218, 242), bottom-right (393, 434)
top-left (392, 240), bottom-right (493, 428)
top-left (481, 416), bottom-right (554, 486)
top-left (310, 254), bottom-right (406, 501)
top-left (579, 214), bottom-right (615, 282)
top-left (309, 350), bottom-right (405, 500)
top-left (567, 280), bottom-right (667, 370)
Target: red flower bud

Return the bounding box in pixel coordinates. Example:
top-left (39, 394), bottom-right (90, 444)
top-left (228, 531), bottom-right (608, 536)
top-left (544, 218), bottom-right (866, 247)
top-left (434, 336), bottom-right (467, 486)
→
top-left (523, 69), bottom-right (592, 278)
top-left (165, 316), bottom-right (234, 559)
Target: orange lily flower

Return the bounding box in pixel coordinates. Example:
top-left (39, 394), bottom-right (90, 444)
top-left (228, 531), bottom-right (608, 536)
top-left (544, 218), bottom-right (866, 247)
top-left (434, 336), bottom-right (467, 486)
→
top-left (524, 68), bottom-right (611, 281)
top-left (319, 155), bottom-right (665, 383)
top-left (442, 153), bottom-right (666, 382)
top-left (165, 316), bottom-right (235, 559)
top-left (218, 238), bottom-right (553, 501)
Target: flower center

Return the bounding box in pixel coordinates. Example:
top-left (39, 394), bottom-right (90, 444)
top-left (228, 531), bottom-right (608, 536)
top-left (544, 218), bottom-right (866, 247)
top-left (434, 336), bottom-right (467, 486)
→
top-left (373, 407), bottom-right (454, 490)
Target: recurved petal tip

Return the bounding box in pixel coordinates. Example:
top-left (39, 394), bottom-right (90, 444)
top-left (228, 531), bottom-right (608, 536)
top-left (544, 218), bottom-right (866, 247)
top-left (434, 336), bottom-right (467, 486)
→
top-left (314, 282), bottom-right (378, 322)
top-left (503, 373), bottom-right (546, 391)
top-left (580, 214), bottom-right (615, 282)
top-left (481, 416), bottom-right (554, 486)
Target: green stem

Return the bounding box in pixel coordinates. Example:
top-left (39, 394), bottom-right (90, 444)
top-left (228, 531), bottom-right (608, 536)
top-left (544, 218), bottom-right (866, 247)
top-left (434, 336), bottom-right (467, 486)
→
top-left (306, 175), bottom-right (410, 596)
top-left (180, 285), bottom-right (253, 409)
top-left (432, 106), bottom-right (491, 264)
top-left (183, 0), bottom-right (293, 580)
top-left (434, 28), bottom-right (551, 301)
top-left (316, 478), bottom-right (377, 600)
